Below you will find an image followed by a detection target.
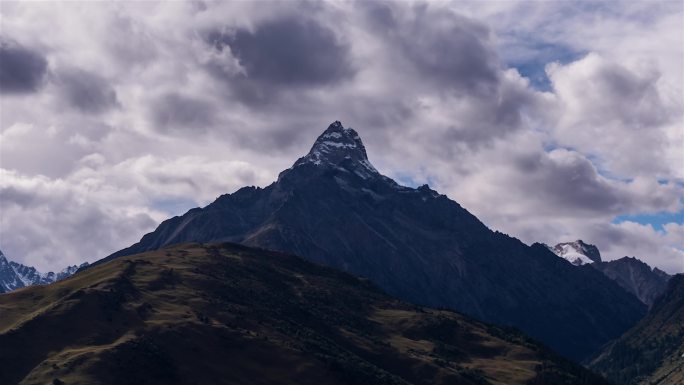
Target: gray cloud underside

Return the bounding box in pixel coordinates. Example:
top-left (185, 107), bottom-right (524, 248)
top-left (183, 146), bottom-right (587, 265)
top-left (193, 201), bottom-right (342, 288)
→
top-left (0, 41), bottom-right (48, 93)
top-left (213, 18), bottom-right (353, 86)
top-left (150, 93), bottom-right (216, 132)
top-left (205, 17), bottom-right (354, 106)
top-left (53, 67), bottom-right (119, 114)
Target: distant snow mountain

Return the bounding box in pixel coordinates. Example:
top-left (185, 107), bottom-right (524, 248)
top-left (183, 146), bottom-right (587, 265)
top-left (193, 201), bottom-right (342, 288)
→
top-left (548, 240), bottom-right (671, 307)
top-left (548, 240), bottom-right (602, 265)
top-left (0, 250), bottom-right (87, 293)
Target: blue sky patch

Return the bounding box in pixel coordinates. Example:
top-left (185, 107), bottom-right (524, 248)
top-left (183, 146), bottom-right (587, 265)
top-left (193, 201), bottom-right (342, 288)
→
top-left (613, 210), bottom-right (684, 231)
top-left (502, 41), bottom-right (585, 92)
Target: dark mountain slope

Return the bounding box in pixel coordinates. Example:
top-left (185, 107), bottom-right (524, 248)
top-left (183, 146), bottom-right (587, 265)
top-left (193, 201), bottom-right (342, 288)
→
top-left (590, 274), bottom-right (684, 385)
top-left (99, 121), bottom-right (646, 361)
top-left (592, 257), bottom-right (671, 307)
top-left (0, 243), bottom-right (611, 385)
top-left (547, 241), bottom-right (671, 307)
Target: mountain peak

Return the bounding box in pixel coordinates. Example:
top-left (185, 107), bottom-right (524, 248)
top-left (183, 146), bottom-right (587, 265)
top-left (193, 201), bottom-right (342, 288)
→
top-left (0, 249), bottom-right (88, 293)
top-left (549, 240), bottom-right (602, 265)
top-left (290, 121), bottom-right (378, 177)
top-left (103, 120), bottom-right (647, 361)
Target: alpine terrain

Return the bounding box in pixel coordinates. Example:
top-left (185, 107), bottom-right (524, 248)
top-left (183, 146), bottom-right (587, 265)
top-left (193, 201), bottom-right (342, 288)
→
top-left (99, 121), bottom-right (646, 361)
top-left (592, 258), bottom-right (671, 308)
top-left (548, 241), bottom-right (602, 266)
top-left (591, 274), bottom-right (684, 385)
top-left (0, 249), bottom-right (87, 293)
top-left (548, 240), bottom-right (671, 307)
top-left (0, 243), bottom-right (612, 385)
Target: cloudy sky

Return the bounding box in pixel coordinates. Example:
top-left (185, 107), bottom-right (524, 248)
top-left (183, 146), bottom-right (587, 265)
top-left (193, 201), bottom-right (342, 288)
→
top-left (0, 1), bottom-right (682, 273)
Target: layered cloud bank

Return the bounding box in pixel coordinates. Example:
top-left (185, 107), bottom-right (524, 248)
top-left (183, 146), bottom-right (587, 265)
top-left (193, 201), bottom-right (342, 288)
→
top-left (0, 1), bottom-right (682, 273)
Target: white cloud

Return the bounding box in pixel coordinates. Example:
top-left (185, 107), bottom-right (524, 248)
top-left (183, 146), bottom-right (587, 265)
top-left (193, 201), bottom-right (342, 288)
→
top-left (421, 130), bottom-right (683, 272)
top-left (0, 1), bottom-right (681, 274)
top-left (594, 221), bottom-right (684, 273)
top-left (0, 155), bottom-right (272, 272)
top-left (546, 53), bottom-right (682, 179)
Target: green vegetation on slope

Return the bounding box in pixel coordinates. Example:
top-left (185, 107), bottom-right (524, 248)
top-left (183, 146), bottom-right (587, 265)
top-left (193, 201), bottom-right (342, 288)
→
top-left (590, 274), bottom-right (684, 385)
top-left (1, 243), bottom-right (611, 385)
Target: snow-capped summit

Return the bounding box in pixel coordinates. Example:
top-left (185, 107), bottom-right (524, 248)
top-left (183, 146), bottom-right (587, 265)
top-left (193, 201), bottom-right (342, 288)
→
top-left (548, 240), bottom-right (602, 265)
top-left (0, 249), bottom-right (88, 293)
top-left (291, 121), bottom-right (378, 178)
top-left (546, 240), bottom-right (671, 306)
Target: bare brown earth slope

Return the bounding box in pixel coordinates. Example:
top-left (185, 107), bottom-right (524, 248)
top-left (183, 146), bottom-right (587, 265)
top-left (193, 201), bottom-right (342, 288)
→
top-left (0, 243), bottom-right (611, 385)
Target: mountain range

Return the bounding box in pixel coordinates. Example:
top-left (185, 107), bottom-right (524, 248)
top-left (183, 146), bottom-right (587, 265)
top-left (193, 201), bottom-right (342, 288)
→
top-left (0, 242), bottom-right (613, 385)
top-left (95, 121), bottom-right (647, 361)
top-left (0, 249), bottom-right (86, 293)
top-left (547, 241), bottom-right (671, 307)
top-left (591, 273), bottom-right (684, 385)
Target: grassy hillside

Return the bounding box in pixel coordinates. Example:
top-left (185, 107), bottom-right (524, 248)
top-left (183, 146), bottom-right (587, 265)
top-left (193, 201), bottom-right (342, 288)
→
top-left (590, 274), bottom-right (684, 385)
top-left (1, 243), bottom-right (610, 385)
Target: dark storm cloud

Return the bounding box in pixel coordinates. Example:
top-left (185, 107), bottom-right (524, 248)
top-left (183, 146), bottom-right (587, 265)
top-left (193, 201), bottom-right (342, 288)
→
top-left (0, 41), bottom-right (48, 94)
top-left (358, 3), bottom-right (525, 151)
top-left (150, 93), bottom-right (216, 132)
top-left (365, 2), bottom-right (397, 30)
top-left (0, 186), bottom-right (35, 207)
top-left (403, 13), bottom-right (499, 94)
top-left (364, 4), bottom-right (500, 94)
top-left (54, 68), bottom-right (119, 114)
top-left (206, 17), bottom-right (353, 99)
top-left (543, 156), bottom-right (622, 212)
top-left (443, 82), bottom-right (533, 148)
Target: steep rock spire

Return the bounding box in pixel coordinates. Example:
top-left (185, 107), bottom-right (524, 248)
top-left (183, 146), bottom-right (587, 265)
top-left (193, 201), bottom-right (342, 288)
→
top-left (290, 121), bottom-right (378, 178)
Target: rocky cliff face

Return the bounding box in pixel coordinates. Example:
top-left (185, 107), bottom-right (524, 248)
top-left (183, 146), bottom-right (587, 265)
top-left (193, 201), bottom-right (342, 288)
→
top-left (0, 250), bottom-right (87, 293)
top-left (101, 121), bottom-right (646, 361)
top-left (548, 240), bottom-right (602, 265)
top-left (593, 257), bottom-right (671, 307)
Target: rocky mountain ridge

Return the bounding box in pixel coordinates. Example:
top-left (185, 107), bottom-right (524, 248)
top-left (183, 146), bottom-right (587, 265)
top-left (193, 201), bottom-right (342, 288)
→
top-left (548, 240), bottom-right (602, 265)
top-left (0, 250), bottom-right (87, 293)
top-left (547, 240), bottom-right (671, 306)
top-left (97, 121), bottom-right (646, 361)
